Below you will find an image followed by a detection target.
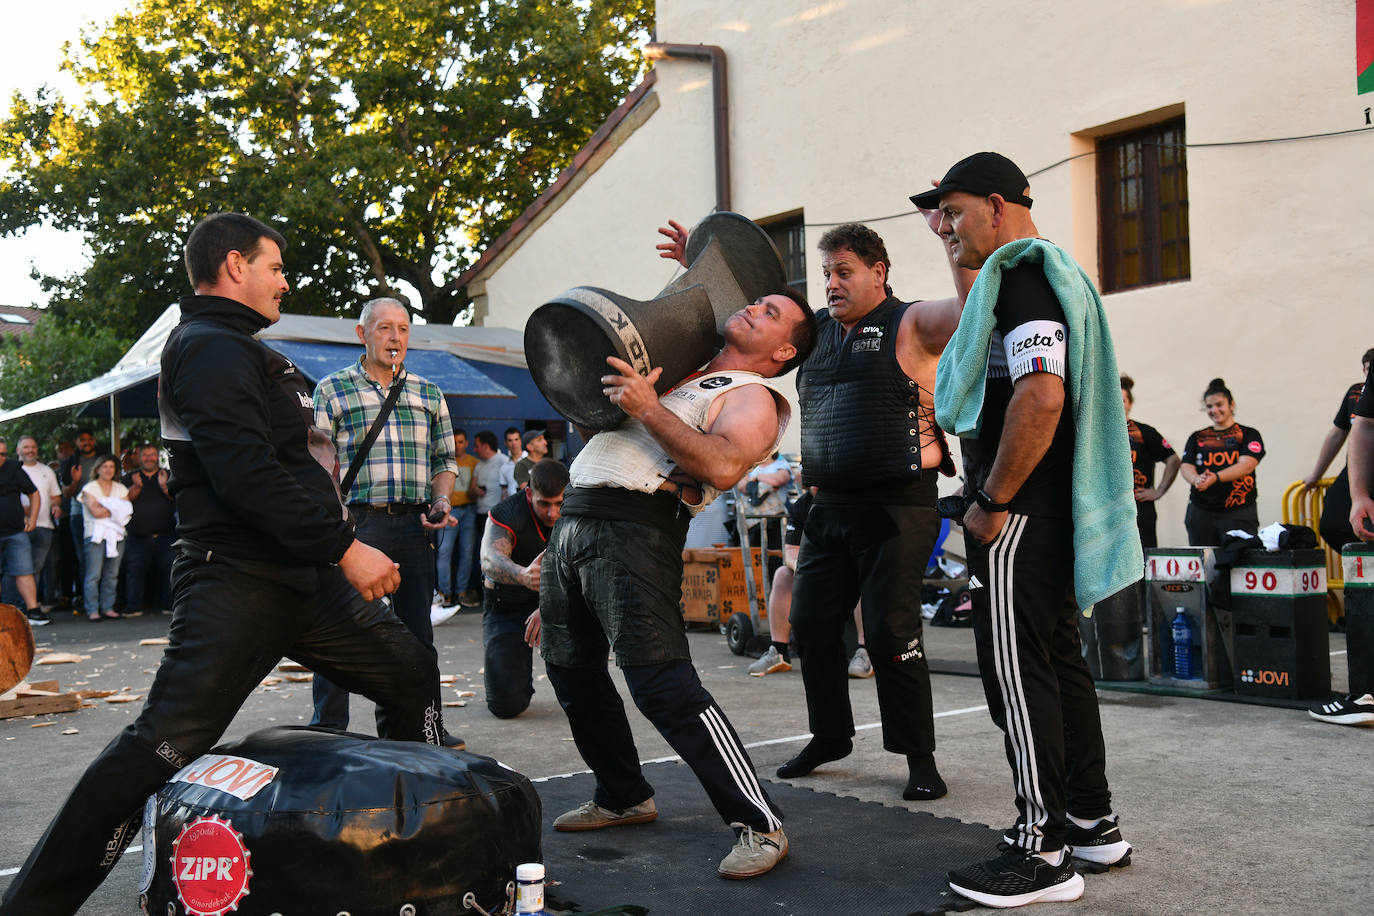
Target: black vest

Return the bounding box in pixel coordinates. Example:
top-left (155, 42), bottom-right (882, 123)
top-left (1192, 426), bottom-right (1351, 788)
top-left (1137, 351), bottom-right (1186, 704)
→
top-left (798, 297), bottom-right (931, 498)
top-left (487, 490), bottom-right (550, 609)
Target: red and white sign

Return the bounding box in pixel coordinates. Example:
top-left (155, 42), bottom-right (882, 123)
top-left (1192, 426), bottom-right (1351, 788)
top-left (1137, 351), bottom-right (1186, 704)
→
top-left (170, 754), bottom-right (279, 801)
top-left (1343, 554), bottom-right (1374, 587)
top-left (170, 816), bottom-right (253, 916)
top-left (1146, 554), bottom-right (1206, 582)
top-left (1229, 566), bottom-right (1326, 597)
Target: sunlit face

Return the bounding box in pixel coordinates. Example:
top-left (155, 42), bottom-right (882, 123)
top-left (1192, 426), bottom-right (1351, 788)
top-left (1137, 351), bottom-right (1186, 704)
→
top-left (96, 458), bottom-right (118, 481)
top-left (820, 248), bottom-right (886, 328)
top-left (236, 238), bottom-right (289, 323)
top-left (506, 431), bottom-right (523, 457)
top-left (19, 438), bottom-right (38, 463)
top-left (1204, 393), bottom-right (1234, 428)
top-left (722, 294), bottom-right (802, 368)
top-left (529, 488), bottom-right (564, 528)
top-left (357, 303), bottom-right (410, 372)
top-left (525, 435), bottom-right (548, 459)
top-left (936, 191), bottom-right (999, 269)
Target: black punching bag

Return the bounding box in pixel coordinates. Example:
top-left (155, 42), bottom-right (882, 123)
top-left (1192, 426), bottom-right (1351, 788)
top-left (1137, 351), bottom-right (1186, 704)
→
top-left (523, 211), bottom-right (787, 430)
top-left (141, 726), bottom-right (541, 916)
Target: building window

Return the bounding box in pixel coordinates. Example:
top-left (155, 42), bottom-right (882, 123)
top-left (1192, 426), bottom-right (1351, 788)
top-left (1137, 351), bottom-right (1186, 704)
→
top-left (761, 211), bottom-right (806, 294)
top-left (1097, 117), bottom-right (1190, 293)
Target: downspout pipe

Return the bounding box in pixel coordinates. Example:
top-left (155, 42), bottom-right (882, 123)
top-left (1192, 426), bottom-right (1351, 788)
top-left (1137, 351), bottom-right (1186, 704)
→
top-left (643, 42), bottom-right (730, 212)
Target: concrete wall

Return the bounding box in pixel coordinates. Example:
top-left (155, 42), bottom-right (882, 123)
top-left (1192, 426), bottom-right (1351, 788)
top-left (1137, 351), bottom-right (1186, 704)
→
top-left (473, 0), bottom-right (1374, 545)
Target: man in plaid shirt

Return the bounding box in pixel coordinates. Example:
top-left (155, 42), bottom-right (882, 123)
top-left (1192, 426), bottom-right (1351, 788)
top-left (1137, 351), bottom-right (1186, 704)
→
top-left (310, 296), bottom-right (463, 746)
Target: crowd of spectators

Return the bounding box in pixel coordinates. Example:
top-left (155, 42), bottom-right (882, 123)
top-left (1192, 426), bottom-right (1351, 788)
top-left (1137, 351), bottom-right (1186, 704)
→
top-left (3, 429), bottom-right (174, 626)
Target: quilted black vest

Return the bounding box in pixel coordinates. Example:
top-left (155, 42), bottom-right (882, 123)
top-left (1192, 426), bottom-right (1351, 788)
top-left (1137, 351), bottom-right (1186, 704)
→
top-left (797, 297), bottom-right (931, 496)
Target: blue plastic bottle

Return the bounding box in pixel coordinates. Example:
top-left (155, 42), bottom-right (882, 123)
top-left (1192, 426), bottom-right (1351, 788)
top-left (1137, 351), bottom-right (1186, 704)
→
top-left (1171, 608), bottom-right (1194, 680)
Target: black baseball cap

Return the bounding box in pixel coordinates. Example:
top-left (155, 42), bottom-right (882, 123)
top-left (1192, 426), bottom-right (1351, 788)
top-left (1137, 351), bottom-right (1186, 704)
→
top-left (521, 428), bottom-right (546, 446)
top-left (909, 152), bottom-right (1033, 210)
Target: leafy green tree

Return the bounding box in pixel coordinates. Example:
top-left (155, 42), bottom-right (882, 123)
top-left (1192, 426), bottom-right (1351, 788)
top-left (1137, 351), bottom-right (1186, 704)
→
top-left (1, 0), bottom-right (652, 342)
top-left (0, 321), bottom-right (155, 452)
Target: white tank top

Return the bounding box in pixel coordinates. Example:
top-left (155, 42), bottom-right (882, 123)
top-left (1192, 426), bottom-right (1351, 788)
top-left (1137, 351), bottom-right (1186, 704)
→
top-left (569, 370), bottom-right (792, 516)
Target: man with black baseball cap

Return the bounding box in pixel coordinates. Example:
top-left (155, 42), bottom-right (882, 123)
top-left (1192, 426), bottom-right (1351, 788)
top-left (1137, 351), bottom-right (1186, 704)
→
top-left (924, 152), bottom-right (1139, 908)
top-left (909, 151), bottom-right (1034, 210)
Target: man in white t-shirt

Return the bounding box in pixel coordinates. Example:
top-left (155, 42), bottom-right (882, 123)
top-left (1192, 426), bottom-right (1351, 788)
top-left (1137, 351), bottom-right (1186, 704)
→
top-left (18, 437), bottom-right (62, 618)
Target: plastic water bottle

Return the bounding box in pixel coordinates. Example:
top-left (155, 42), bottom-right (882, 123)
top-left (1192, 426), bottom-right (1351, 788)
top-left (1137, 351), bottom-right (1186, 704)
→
top-left (515, 862), bottom-right (547, 915)
top-left (1171, 608), bottom-right (1194, 680)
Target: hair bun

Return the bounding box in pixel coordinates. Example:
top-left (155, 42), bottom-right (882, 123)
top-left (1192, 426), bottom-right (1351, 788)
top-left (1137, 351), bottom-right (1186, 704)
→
top-left (1208, 377), bottom-right (1225, 388)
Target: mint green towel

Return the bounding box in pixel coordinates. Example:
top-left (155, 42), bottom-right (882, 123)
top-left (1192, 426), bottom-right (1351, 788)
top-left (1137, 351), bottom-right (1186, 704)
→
top-left (934, 238), bottom-right (1142, 609)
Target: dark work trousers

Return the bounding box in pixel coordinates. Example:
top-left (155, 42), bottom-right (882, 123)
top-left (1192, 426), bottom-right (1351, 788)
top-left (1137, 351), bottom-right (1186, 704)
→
top-left (1319, 466), bottom-right (1359, 552)
top-left (789, 501), bottom-right (939, 755)
top-left (121, 530), bottom-right (174, 612)
top-left (967, 512), bottom-right (1113, 855)
top-left (483, 588), bottom-right (537, 718)
top-left (546, 660), bottom-right (783, 832)
top-left (541, 513), bottom-right (782, 833)
top-left (0, 549), bottom-right (442, 916)
top-left (312, 510), bottom-right (437, 730)
top-left (1135, 500), bottom-right (1159, 551)
top-left (1184, 501), bottom-right (1260, 547)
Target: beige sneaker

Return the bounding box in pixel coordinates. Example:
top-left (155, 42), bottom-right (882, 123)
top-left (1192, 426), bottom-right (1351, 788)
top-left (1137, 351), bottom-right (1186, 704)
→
top-left (718, 823), bottom-right (789, 879)
top-left (552, 798), bottom-right (658, 832)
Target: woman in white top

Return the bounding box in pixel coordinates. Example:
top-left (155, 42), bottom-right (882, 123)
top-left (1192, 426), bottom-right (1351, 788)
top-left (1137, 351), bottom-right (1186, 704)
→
top-left (80, 454), bottom-right (132, 621)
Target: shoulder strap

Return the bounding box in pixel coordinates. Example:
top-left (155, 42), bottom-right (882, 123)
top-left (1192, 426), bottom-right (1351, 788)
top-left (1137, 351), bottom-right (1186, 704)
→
top-left (338, 370), bottom-right (406, 499)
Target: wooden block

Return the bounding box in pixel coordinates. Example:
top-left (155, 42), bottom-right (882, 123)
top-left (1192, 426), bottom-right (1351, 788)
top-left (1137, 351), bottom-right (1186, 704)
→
top-left (0, 692), bottom-right (82, 719)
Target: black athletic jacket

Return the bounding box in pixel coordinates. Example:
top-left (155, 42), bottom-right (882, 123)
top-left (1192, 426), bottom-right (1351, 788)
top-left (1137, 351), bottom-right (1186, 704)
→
top-left (160, 295), bottom-right (354, 567)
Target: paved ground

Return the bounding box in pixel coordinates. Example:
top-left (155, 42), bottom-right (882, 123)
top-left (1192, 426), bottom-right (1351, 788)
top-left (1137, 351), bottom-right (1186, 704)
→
top-left (1, 605), bottom-right (1367, 915)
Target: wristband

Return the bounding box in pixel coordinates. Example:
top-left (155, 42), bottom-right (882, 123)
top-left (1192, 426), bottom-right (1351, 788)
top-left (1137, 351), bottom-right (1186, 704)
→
top-left (975, 488), bottom-right (1013, 513)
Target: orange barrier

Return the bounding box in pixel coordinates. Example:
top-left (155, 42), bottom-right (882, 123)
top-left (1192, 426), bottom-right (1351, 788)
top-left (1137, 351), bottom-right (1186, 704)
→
top-left (1282, 478), bottom-right (1343, 623)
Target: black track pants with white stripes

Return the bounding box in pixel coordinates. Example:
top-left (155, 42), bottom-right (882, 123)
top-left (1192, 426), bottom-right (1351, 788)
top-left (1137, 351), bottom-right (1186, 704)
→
top-left (967, 512), bottom-right (1114, 854)
top-left (546, 659), bottom-right (783, 832)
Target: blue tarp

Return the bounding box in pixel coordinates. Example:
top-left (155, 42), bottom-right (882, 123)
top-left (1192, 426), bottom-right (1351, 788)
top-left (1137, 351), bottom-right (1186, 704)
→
top-left (76, 344), bottom-right (519, 419)
top-left (264, 341), bottom-right (515, 398)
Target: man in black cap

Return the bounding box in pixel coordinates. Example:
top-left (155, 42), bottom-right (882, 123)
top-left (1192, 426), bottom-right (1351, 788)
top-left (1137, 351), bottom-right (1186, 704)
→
top-left (916, 153), bottom-right (1136, 908)
top-left (513, 428), bottom-right (549, 490)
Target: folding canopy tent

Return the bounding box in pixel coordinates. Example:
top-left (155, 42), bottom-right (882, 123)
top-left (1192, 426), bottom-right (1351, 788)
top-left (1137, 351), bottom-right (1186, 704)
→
top-left (0, 306), bottom-right (558, 453)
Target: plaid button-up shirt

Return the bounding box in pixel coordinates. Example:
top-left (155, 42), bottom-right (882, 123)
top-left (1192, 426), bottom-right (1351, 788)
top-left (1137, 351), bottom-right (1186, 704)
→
top-left (314, 358), bottom-right (459, 506)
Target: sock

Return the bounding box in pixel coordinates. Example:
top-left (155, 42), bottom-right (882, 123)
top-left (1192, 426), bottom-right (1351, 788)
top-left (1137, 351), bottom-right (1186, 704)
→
top-left (1068, 813), bottom-right (1108, 829)
top-left (776, 737), bottom-right (852, 778)
top-left (771, 640), bottom-right (790, 661)
top-left (1036, 849), bottom-right (1066, 866)
top-left (902, 753), bottom-right (948, 800)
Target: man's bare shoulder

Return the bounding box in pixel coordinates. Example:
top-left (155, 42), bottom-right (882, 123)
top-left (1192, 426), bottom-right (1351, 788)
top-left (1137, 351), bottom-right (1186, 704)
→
top-left (900, 296), bottom-right (962, 356)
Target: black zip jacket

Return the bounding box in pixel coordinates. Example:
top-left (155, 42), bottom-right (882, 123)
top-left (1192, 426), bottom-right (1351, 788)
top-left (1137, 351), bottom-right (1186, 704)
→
top-left (159, 295), bottom-right (354, 566)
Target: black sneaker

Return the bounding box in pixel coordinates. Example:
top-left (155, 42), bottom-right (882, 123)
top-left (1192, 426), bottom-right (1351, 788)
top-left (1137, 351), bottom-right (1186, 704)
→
top-left (25, 608), bottom-right (51, 627)
top-left (1309, 693), bottom-right (1374, 726)
top-left (1066, 815), bottom-right (1132, 866)
top-left (949, 844), bottom-right (1084, 908)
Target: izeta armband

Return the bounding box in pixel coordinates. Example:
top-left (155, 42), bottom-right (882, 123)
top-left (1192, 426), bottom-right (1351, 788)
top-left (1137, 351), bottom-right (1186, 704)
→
top-left (975, 489), bottom-right (1013, 513)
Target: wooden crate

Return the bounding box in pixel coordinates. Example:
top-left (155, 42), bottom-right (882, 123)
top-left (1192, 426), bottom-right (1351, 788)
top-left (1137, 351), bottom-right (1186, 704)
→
top-left (680, 547), bottom-right (781, 628)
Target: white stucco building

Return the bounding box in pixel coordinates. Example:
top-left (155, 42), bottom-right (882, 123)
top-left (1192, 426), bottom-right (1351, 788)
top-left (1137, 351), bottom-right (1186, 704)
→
top-left (460, 0), bottom-right (1374, 544)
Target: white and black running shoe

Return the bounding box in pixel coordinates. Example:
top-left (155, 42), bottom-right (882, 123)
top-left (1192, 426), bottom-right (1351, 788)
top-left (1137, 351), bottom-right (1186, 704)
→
top-left (1066, 814), bottom-right (1132, 866)
top-left (1308, 693), bottom-right (1374, 727)
top-left (948, 844), bottom-right (1084, 908)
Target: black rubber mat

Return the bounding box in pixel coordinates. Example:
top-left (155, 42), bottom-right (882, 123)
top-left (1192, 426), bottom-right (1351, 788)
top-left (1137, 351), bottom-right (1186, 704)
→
top-left (534, 760), bottom-right (999, 916)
